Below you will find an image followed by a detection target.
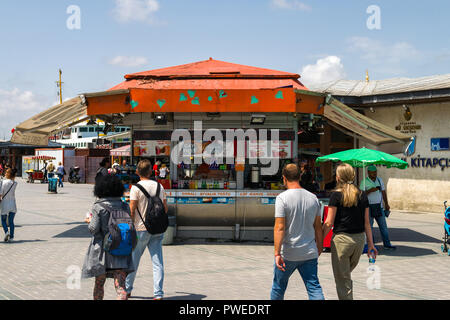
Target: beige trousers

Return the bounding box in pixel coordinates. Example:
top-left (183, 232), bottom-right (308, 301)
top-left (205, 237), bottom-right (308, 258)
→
top-left (330, 232), bottom-right (365, 300)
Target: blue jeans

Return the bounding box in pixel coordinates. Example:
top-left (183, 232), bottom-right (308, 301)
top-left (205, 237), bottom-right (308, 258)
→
top-left (125, 231), bottom-right (164, 298)
top-left (271, 258), bottom-right (324, 300)
top-left (57, 173), bottom-right (64, 187)
top-left (1, 213), bottom-right (15, 238)
top-left (369, 204), bottom-right (392, 247)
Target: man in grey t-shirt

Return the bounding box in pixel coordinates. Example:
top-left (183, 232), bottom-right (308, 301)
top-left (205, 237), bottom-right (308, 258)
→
top-left (270, 164), bottom-right (324, 300)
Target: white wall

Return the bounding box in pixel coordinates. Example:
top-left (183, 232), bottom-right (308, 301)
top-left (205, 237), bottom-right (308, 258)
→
top-left (363, 101), bottom-right (450, 213)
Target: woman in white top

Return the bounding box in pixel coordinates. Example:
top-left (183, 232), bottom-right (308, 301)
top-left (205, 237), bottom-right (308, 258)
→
top-left (1, 169), bottom-right (17, 242)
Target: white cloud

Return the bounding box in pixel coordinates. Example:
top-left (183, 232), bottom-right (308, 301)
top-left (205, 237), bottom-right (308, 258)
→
top-left (108, 55), bottom-right (149, 67)
top-left (113, 0), bottom-right (159, 23)
top-left (300, 56), bottom-right (346, 88)
top-left (348, 36), bottom-right (421, 64)
top-left (0, 88), bottom-right (48, 140)
top-left (271, 0), bottom-right (312, 11)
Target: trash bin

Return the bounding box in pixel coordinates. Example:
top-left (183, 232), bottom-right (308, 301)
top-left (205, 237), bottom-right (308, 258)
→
top-left (48, 178), bottom-right (58, 194)
top-left (162, 215), bottom-right (177, 245)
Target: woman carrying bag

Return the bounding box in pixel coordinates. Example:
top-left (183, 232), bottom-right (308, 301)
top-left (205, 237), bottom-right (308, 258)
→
top-left (1, 169), bottom-right (18, 243)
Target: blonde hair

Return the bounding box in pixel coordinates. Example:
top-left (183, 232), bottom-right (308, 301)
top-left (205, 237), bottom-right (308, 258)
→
top-left (161, 164), bottom-right (167, 168)
top-left (335, 163), bottom-right (360, 207)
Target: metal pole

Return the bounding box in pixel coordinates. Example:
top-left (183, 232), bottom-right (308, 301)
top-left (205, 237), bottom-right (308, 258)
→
top-left (59, 69), bottom-right (63, 105)
top-left (130, 124), bottom-right (134, 166)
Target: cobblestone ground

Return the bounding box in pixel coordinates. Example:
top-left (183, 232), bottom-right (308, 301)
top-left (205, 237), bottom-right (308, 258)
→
top-left (0, 179), bottom-right (448, 300)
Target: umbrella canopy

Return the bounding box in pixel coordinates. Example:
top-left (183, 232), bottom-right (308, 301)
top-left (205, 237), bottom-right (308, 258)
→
top-left (315, 147), bottom-right (408, 169)
top-left (31, 156), bottom-right (56, 161)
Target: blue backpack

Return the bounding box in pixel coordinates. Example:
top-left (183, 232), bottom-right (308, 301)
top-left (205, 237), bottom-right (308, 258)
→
top-left (100, 202), bottom-right (137, 256)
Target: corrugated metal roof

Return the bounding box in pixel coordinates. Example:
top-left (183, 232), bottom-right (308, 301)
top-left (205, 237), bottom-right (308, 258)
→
top-left (125, 58), bottom-right (300, 78)
top-left (110, 58), bottom-right (308, 91)
top-left (309, 74), bottom-right (450, 97)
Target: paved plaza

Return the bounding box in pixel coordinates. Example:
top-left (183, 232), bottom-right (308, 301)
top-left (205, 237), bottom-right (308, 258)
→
top-left (0, 178), bottom-right (448, 300)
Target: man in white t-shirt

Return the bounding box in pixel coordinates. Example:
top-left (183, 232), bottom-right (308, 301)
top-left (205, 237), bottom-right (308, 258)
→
top-left (271, 164), bottom-right (324, 300)
top-left (359, 165), bottom-right (395, 250)
top-left (125, 159), bottom-right (168, 300)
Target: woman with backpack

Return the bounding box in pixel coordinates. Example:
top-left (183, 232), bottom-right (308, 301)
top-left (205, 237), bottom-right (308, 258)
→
top-left (1, 169), bottom-right (18, 243)
top-left (82, 174), bottom-right (136, 300)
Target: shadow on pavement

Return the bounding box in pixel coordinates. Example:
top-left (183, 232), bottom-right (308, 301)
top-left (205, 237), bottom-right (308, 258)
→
top-left (53, 224), bottom-right (90, 238)
top-left (16, 222), bottom-right (84, 227)
top-left (373, 227), bottom-right (441, 243)
top-left (378, 245), bottom-right (438, 257)
top-left (131, 292), bottom-right (207, 300)
top-left (0, 239), bottom-right (47, 244)
top-left (174, 238), bottom-right (272, 246)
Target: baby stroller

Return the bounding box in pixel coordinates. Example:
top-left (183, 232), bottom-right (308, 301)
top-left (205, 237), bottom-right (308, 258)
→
top-left (441, 201), bottom-right (450, 255)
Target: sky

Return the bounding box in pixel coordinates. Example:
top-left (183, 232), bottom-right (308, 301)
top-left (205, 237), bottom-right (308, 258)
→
top-left (1, 0), bottom-right (450, 139)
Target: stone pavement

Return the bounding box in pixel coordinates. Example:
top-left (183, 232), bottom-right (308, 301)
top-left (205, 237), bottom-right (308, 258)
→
top-left (0, 178), bottom-right (449, 300)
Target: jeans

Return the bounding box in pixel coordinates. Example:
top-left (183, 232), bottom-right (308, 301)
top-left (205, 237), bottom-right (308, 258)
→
top-left (270, 258), bottom-right (324, 300)
top-left (1, 213), bottom-right (15, 238)
top-left (369, 204), bottom-right (392, 247)
top-left (57, 173), bottom-right (64, 187)
top-left (125, 231), bottom-right (164, 298)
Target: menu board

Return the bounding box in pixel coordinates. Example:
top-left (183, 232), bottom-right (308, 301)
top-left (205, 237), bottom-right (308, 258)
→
top-left (134, 140), bottom-right (171, 156)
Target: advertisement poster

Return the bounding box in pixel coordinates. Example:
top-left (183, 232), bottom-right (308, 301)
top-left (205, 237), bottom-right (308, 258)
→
top-left (134, 140), bottom-right (171, 156)
top-left (176, 197), bottom-right (235, 204)
top-left (247, 140), bottom-right (292, 159)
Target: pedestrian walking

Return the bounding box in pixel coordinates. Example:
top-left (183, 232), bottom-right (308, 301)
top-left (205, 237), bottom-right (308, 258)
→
top-left (323, 163), bottom-right (378, 300)
top-left (56, 162), bottom-right (66, 188)
top-left (359, 165), bottom-right (396, 250)
top-left (46, 160), bottom-right (55, 179)
top-left (125, 159), bottom-right (168, 300)
top-left (0, 169), bottom-right (18, 243)
top-left (271, 163), bottom-right (325, 300)
top-left (81, 174), bottom-right (136, 300)
top-left (95, 157), bottom-right (110, 184)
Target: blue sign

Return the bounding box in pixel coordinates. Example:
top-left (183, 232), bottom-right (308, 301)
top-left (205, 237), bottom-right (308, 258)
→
top-left (431, 138), bottom-right (450, 151)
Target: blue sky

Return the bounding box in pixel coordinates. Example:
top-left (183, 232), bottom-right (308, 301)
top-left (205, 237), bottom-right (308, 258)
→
top-left (1, 0), bottom-right (450, 139)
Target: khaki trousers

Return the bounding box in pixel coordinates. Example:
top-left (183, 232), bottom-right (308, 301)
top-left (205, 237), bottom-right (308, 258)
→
top-left (330, 232), bottom-right (365, 300)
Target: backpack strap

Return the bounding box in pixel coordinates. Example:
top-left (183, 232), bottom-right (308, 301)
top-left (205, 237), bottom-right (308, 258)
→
top-left (135, 183), bottom-right (151, 199)
top-left (156, 182), bottom-right (161, 198)
top-left (134, 184), bottom-right (151, 230)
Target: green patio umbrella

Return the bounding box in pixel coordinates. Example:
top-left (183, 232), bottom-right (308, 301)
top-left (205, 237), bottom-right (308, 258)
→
top-left (315, 147), bottom-right (408, 189)
top-left (316, 147), bottom-right (408, 169)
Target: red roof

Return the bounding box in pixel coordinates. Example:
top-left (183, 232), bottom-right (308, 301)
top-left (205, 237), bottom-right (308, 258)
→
top-left (110, 58), bottom-right (308, 91)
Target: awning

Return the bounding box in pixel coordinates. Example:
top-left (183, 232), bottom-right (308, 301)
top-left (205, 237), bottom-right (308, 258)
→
top-left (31, 156), bottom-right (56, 161)
top-left (110, 145), bottom-right (131, 157)
top-left (84, 88), bottom-right (327, 116)
top-left (323, 95), bottom-right (411, 146)
top-left (10, 97), bottom-right (87, 146)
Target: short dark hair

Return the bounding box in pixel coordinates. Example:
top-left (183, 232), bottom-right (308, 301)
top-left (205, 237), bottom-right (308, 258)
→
top-left (94, 174), bottom-right (124, 198)
top-left (137, 159), bottom-right (152, 178)
top-left (99, 157), bottom-right (110, 167)
top-left (282, 164), bottom-right (301, 182)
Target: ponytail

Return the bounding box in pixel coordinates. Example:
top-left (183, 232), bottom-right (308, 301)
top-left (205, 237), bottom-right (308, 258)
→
top-left (335, 163), bottom-right (360, 207)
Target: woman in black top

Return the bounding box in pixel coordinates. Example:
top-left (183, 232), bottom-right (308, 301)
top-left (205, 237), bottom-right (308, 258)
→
top-left (322, 163), bottom-right (377, 300)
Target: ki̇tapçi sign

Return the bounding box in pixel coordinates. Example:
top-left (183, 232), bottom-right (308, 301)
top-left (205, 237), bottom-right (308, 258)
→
top-left (401, 155), bottom-right (450, 171)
